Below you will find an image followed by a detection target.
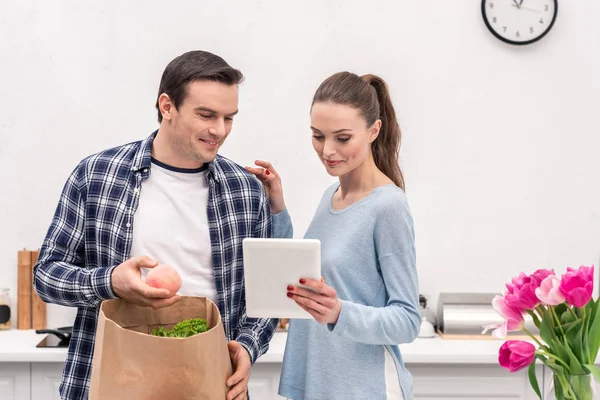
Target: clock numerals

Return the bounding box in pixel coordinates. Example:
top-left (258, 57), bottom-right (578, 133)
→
top-left (483, 0), bottom-right (556, 45)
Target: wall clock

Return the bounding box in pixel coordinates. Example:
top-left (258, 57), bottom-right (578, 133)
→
top-left (482, 0), bottom-right (558, 45)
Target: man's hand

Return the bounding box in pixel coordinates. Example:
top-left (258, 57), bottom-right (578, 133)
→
top-left (226, 341), bottom-right (252, 400)
top-left (111, 256), bottom-right (180, 308)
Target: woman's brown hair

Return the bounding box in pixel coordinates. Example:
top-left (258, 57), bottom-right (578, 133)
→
top-left (311, 72), bottom-right (405, 191)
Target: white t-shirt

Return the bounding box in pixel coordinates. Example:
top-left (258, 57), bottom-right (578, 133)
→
top-left (130, 158), bottom-right (217, 303)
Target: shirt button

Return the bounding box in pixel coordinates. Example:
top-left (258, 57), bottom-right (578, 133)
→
top-left (143, 168), bottom-right (148, 173)
top-left (126, 223), bottom-right (131, 228)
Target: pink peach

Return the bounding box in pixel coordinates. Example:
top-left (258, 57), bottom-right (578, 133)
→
top-left (146, 264), bottom-right (182, 295)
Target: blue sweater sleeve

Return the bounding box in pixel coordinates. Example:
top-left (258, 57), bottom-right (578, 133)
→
top-left (272, 208), bottom-right (294, 238)
top-left (328, 194), bottom-right (421, 345)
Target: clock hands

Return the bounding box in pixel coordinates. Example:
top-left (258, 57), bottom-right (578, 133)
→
top-left (511, 3), bottom-right (541, 13)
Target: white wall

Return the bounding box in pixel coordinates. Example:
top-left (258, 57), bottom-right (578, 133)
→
top-left (1, 0), bottom-right (599, 329)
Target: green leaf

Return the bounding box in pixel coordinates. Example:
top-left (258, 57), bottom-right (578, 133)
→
top-left (560, 307), bottom-right (576, 325)
top-left (587, 299), bottom-right (600, 363)
top-left (540, 308), bottom-right (557, 343)
top-left (583, 305), bottom-right (592, 364)
top-left (527, 309), bottom-right (541, 330)
top-left (584, 364), bottom-right (600, 382)
top-left (562, 339), bottom-right (586, 375)
top-left (563, 317), bottom-right (585, 364)
top-left (555, 303), bottom-right (569, 322)
top-left (544, 359), bottom-right (565, 375)
top-left (550, 338), bottom-right (571, 365)
top-left (561, 320), bottom-right (581, 334)
top-left (150, 318), bottom-right (208, 337)
top-left (528, 359), bottom-right (542, 399)
top-left (554, 373), bottom-right (570, 400)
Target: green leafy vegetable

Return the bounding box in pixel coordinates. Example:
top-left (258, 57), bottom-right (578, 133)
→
top-left (150, 318), bottom-right (208, 337)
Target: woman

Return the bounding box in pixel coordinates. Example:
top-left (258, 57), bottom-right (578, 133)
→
top-left (246, 72), bottom-right (420, 400)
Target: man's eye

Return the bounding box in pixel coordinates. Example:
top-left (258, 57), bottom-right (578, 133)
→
top-left (200, 114), bottom-right (213, 119)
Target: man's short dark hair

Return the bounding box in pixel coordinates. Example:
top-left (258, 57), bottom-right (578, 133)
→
top-left (155, 50), bottom-right (244, 123)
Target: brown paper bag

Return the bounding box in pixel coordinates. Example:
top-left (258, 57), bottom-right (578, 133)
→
top-left (89, 296), bottom-right (233, 400)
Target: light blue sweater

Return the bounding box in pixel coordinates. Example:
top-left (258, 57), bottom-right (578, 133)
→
top-left (272, 183), bottom-right (421, 400)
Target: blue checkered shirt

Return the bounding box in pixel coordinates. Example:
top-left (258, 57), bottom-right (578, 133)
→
top-left (33, 131), bottom-right (277, 400)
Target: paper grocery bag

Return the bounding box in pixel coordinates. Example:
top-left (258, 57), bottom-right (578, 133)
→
top-left (89, 296), bottom-right (233, 400)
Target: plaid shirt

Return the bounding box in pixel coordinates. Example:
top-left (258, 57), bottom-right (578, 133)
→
top-left (33, 131), bottom-right (277, 400)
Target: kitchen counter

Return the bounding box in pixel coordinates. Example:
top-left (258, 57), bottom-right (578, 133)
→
top-left (3, 330), bottom-right (598, 400)
top-left (0, 329), bottom-right (529, 364)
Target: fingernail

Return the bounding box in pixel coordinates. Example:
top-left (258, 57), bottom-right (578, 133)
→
top-left (299, 278), bottom-right (306, 284)
top-left (287, 292), bottom-right (293, 298)
top-left (287, 285), bottom-right (294, 291)
top-left (265, 170), bottom-right (270, 175)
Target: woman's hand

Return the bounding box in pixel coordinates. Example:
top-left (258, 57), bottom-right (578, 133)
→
top-left (287, 277), bottom-right (342, 324)
top-left (245, 160), bottom-right (286, 214)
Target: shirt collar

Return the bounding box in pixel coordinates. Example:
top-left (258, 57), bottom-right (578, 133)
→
top-left (131, 131), bottom-right (155, 173)
top-left (132, 130), bottom-right (223, 183)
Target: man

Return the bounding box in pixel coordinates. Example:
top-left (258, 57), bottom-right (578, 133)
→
top-left (33, 50), bottom-right (277, 400)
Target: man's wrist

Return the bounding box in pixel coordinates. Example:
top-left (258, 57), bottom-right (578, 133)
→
top-left (235, 334), bottom-right (258, 364)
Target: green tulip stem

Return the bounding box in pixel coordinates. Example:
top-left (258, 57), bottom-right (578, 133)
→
top-left (568, 306), bottom-right (578, 320)
top-left (523, 326), bottom-right (545, 348)
top-left (535, 350), bottom-right (570, 370)
top-left (551, 307), bottom-right (566, 338)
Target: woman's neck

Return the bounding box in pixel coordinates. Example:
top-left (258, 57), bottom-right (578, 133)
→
top-left (337, 155), bottom-right (391, 199)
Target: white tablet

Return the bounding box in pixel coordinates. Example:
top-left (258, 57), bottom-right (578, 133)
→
top-left (242, 238), bottom-right (321, 319)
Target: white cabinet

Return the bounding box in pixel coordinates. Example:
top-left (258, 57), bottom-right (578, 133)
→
top-left (411, 365), bottom-right (544, 400)
top-left (0, 363), bottom-right (30, 400)
top-left (249, 363), bottom-right (285, 400)
top-left (0, 361), bottom-right (564, 400)
top-left (25, 362), bottom-right (285, 400)
top-left (31, 363), bottom-right (62, 400)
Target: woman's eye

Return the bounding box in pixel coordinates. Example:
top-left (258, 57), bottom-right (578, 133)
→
top-left (337, 137), bottom-right (350, 143)
top-left (312, 135), bottom-right (324, 140)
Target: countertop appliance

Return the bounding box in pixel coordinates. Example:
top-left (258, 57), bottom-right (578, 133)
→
top-left (35, 326), bottom-right (72, 348)
top-left (437, 292), bottom-right (538, 335)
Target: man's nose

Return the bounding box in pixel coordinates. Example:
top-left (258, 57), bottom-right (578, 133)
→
top-left (210, 118), bottom-right (227, 137)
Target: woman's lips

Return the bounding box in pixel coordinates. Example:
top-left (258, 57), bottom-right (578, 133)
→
top-left (324, 159), bottom-right (342, 167)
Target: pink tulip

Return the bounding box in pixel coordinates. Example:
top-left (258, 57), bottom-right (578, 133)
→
top-left (535, 275), bottom-right (565, 306)
top-left (504, 273), bottom-right (540, 312)
top-left (559, 265), bottom-right (594, 308)
top-left (504, 269), bottom-right (555, 312)
top-left (499, 340), bottom-right (536, 372)
top-left (482, 295), bottom-right (524, 338)
top-left (531, 268), bottom-right (555, 285)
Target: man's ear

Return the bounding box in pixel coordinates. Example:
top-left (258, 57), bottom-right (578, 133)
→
top-left (158, 93), bottom-right (174, 121)
top-left (370, 119), bottom-right (382, 143)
